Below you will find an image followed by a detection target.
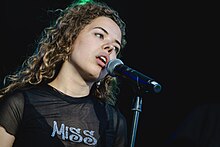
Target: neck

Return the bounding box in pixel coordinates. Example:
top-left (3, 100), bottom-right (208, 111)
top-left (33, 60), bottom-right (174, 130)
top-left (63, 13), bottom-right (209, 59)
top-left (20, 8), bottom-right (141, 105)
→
top-left (48, 62), bottom-right (94, 98)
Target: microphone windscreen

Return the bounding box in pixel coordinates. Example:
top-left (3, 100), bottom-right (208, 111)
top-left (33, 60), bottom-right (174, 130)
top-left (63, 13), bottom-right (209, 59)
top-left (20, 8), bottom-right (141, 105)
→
top-left (106, 59), bottom-right (124, 76)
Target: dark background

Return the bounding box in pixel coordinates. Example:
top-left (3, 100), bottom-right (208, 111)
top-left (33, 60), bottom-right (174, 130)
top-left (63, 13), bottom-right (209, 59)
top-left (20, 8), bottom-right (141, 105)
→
top-left (1, 0), bottom-right (219, 146)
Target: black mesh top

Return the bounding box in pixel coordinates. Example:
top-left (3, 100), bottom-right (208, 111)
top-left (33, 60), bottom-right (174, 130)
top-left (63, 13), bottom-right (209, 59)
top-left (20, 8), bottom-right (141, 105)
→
top-left (0, 84), bottom-right (128, 147)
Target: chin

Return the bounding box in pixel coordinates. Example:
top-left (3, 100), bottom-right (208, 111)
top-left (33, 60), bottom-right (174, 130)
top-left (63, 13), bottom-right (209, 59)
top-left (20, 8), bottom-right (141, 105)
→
top-left (87, 72), bottom-right (101, 81)
top-left (88, 67), bottom-right (107, 80)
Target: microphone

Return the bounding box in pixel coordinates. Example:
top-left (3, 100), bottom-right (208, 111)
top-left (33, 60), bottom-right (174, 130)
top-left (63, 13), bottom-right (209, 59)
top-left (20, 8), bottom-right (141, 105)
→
top-left (106, 59), bottom-right (162, 93)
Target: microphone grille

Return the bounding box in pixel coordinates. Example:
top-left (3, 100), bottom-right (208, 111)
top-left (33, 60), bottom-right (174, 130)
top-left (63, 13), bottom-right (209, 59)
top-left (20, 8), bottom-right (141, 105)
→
top-left (106, 59), bottom-right (124, 76)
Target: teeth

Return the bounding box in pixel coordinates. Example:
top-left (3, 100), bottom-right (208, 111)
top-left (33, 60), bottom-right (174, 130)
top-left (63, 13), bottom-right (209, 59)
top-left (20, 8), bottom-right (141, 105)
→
top-left (100, 56), bottom-right (106, 63)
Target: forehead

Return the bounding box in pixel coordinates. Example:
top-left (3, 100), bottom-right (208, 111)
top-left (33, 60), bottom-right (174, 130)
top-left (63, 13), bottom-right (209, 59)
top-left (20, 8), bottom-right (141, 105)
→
top-left (85, 16), bottom-right (122, 40)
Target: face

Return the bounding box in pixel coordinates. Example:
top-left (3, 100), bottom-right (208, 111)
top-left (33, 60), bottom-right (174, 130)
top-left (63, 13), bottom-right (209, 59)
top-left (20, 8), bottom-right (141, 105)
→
top-left (69, 16), bottom-right (122, 82)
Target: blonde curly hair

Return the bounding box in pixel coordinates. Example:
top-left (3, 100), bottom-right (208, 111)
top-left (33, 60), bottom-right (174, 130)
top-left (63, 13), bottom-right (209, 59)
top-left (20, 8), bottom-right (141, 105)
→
top-left (0, 0), bottom-right (127, 105)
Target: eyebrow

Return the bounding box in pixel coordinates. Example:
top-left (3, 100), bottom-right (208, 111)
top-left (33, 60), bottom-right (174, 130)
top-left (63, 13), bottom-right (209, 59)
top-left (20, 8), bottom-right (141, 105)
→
top-left (93, 27), bottom-right (122, 48)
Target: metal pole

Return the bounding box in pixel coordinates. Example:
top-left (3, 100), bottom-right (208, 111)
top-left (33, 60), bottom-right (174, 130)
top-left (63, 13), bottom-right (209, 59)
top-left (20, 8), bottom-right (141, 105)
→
top-left (130, 96), bottom-right (142, 147)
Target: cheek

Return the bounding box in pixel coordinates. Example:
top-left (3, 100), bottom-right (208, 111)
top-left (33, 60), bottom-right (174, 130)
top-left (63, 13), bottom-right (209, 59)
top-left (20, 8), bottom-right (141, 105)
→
top-left (71, 41), bottom-right (91, 57)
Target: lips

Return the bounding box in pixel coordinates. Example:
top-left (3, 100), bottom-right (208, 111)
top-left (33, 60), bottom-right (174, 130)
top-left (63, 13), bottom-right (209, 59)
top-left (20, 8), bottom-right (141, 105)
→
top-left (96, 52), bottom-right (110, 68)
top-left (99, 56), bottom-right (107, 64)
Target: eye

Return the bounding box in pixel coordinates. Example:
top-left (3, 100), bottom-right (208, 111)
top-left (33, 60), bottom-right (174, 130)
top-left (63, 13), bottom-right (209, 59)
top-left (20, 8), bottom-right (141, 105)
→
top-left (95, 33), bottom-right (104, 39)
top-left (114, 47), bottom-right (120, 54)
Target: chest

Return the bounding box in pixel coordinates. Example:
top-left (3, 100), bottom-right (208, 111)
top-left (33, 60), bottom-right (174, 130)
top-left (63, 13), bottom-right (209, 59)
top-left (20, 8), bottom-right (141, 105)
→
top-left (20, 96), bottom-right (101, 146)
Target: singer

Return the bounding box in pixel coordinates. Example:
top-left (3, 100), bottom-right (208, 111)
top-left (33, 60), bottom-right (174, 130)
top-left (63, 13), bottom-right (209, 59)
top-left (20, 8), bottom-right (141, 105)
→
top-left (0, 0), bottom-right (128, 146)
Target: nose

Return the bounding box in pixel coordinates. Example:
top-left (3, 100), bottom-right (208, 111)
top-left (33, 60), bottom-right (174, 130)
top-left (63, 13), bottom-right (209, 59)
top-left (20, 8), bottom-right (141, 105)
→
top-left (103, 44), bottom-right (115, 54)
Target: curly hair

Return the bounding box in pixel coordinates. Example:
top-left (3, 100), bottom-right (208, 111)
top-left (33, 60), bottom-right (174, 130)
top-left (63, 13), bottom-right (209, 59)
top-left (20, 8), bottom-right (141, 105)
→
top-left (0, 0), bottom-right (127, 105)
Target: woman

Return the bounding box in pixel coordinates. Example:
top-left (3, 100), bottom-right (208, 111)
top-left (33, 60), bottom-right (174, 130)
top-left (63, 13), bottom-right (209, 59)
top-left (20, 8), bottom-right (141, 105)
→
top-left (0, 0), bottom-right (128, 146)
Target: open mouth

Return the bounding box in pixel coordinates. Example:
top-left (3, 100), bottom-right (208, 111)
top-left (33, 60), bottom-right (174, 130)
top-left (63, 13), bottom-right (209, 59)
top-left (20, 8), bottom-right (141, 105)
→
top-left (99, 56), bottom-right (107, 64)
top-left (96, 54), bottom-right (109, 68)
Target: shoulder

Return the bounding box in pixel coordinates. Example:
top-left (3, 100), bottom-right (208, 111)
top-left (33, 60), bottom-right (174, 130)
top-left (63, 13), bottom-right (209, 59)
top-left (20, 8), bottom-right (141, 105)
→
top-left (0, 91), bottom-right (25, 135)
top-left (0, 91), bottom-right (25, 109)
top-left (0, 85), bottom-right (44, 111)
top-left (105, 104), bottom-right (128, 146)
top-left (105, 104), bottom-right (126, 119)
top-left (105, 103), bottom-right (127, 131)
top-left (91, 97), bottom-right (127, 125)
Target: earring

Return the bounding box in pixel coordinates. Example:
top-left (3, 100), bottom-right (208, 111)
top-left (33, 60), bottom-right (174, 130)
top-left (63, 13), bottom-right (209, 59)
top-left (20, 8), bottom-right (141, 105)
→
top-left (96, 81), bottom-right (101, 88)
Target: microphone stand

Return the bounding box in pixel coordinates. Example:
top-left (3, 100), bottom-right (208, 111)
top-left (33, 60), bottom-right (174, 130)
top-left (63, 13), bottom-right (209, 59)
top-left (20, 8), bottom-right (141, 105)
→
top-left (129, 75), bottom-right (159, 147)
top-left (120, 73), bottom-right (161, 147)
top-left (130, 95), bottom-right (142, 147)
